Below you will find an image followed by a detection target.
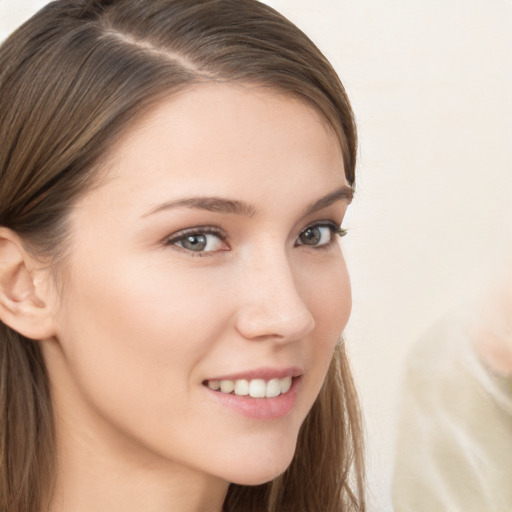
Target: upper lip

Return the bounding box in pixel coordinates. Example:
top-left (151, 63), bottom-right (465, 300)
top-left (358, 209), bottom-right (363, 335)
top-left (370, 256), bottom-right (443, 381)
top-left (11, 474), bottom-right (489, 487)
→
top-left (205, 366), bottom-right (303, 382)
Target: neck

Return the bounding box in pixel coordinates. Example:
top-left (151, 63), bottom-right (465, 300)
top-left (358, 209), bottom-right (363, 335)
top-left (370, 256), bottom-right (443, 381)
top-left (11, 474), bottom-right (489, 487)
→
top-left (48, 432), bottom-right (229, 512)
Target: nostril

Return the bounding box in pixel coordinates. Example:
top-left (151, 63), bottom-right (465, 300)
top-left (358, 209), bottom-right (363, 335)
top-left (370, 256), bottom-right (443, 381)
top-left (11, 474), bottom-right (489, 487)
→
top-left (234, 302), bottom-right (315, 341)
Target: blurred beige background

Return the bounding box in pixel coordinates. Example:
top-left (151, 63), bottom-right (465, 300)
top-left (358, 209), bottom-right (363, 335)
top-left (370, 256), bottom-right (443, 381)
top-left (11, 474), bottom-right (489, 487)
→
top-left (2, 1), bottom-right (512, 510)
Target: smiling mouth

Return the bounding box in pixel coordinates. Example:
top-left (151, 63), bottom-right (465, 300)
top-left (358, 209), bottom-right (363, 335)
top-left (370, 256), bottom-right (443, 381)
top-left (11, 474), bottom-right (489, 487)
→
top-left (203, 377), bottom-right (293, 398)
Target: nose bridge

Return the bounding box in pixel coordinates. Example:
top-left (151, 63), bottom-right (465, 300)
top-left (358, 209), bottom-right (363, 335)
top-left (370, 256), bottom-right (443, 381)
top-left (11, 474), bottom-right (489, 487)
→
top-left (235, 246), bottom-right (315, 341)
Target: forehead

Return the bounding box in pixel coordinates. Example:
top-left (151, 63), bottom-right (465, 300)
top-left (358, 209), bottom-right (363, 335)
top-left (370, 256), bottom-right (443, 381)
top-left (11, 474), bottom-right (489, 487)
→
top-left (82, 83), bottom-right (347, 218)
top-left (107, 83), bottom-right (343, 172)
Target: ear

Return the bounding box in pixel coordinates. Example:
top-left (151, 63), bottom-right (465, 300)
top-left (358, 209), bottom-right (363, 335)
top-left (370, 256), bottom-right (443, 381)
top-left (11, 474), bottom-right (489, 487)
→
top-left (0, 228), bottom-right (58, 340)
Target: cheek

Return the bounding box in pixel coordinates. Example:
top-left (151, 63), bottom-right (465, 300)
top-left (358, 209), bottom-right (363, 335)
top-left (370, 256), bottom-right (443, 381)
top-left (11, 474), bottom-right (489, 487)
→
top-left (58, 246), bottom-right (245, 392)
top-left (306, 254), bottom-right (351, 340)
top-left (48, 257), bottom-right (235, 465)
top-left (53, 257), bottom-right (217, 413)
top-left (297, 254), bottom-right (351, 393)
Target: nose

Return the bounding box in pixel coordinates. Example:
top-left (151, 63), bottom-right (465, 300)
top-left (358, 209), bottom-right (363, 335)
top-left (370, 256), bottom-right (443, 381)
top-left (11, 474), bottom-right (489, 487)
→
top-left (234, 253), bottom-right (315, 342)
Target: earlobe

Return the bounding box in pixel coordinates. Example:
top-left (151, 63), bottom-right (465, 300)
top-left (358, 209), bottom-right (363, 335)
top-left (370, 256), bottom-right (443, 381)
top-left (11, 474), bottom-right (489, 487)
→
top-left (0, 228), bottom-right (57, 340)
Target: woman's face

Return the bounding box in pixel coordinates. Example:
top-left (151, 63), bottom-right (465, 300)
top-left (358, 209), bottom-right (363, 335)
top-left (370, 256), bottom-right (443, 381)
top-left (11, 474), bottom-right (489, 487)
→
top-left (44, 83), bottom-right (352, 487)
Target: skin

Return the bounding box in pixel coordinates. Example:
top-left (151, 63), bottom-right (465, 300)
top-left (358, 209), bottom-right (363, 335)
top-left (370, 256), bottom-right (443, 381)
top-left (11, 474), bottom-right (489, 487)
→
top-left (36, 83), bottom-right (352, 512)
top-left (473, 266), bottom-right (512, 376)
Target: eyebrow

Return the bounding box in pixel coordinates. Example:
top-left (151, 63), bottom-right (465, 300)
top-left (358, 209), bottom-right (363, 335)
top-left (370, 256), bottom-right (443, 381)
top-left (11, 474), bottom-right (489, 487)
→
top-left (143, 196), bottom-right (257, 218)
top-left (142, 185), bottom-right (353, 218)
top-left (303, 186), bottom-right (353, 215)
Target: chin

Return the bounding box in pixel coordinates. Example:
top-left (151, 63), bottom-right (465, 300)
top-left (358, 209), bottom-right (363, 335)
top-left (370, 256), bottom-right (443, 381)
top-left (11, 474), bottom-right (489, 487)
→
top-left (224, 443), bottom-right (297, 486)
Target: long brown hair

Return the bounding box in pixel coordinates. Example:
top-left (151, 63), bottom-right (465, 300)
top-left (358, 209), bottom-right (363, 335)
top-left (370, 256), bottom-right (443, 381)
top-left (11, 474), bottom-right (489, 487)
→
top-left (0, 1), bottom-right (364, 510)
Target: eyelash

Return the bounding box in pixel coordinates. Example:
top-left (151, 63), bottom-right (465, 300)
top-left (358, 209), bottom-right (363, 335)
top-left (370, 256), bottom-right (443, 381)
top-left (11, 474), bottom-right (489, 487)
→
top-left (164, 222), bottom-right (347, 256)
top-left (295, 222), bottom-right (347, 248)
top-left (164, 226), bottom-right (227, 256)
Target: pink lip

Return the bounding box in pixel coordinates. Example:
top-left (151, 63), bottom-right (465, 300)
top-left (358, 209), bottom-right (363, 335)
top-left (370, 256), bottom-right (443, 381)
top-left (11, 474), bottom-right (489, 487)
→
top-left (205, 366), bottom-right (302, 382)
top-left (203, 375), bottom-right (302, 420)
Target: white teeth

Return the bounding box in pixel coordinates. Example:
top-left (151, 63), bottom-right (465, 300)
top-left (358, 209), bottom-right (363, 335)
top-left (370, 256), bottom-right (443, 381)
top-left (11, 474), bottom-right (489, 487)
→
top-left (220, 380), bottom-right (234, 393)
top-left (234, 379), bottom-right (249, 396)
top-left (249, 379), bottom-right (266, 398)
top-left (265, 378), bottom-right (281, 398)
top-left (208, 376), bottom-right (294, 397)
top-left (280, 376), bottom-right (292, 394)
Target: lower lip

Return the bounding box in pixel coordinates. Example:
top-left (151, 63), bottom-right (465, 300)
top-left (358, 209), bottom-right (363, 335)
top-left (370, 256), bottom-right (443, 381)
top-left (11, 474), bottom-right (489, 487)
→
top-left (204, 377), bottom-right (300, 420)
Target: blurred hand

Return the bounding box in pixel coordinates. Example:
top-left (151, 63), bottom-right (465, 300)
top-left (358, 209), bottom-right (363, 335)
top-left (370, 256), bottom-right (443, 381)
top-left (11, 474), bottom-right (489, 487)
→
top-left (473, 267), bottom-right (512, 376)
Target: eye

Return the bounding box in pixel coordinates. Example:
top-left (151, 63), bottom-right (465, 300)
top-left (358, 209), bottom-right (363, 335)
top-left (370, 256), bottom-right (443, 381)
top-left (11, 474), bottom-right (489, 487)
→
top-left (165, 228), bottom-right (228, 254)
top-left (296, 223), bottom-right (346, 247)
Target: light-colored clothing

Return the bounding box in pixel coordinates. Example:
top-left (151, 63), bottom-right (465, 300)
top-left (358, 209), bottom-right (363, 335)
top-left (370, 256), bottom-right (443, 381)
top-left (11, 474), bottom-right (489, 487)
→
top-left (393, 311), bottom-right (512, 512)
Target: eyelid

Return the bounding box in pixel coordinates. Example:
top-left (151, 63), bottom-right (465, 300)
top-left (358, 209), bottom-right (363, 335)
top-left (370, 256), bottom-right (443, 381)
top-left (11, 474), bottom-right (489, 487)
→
top-left (295, 220), bottom-right (347, 247)
top-left (305, 220), bottom-right (345, 233)
top-left (164, 226), bottom-right (229, 254)
top-left (162, 221), bottom-right (346, 254)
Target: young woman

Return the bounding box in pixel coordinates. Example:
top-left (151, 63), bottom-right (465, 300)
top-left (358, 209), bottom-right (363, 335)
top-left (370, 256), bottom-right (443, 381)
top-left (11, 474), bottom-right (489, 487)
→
top-left (0, 1), bottom-right (365, 511)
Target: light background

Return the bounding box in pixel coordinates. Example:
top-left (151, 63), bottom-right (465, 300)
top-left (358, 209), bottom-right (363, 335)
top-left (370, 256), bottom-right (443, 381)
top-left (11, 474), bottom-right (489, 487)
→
top-left (2, 1), bottom-right (511, 510)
